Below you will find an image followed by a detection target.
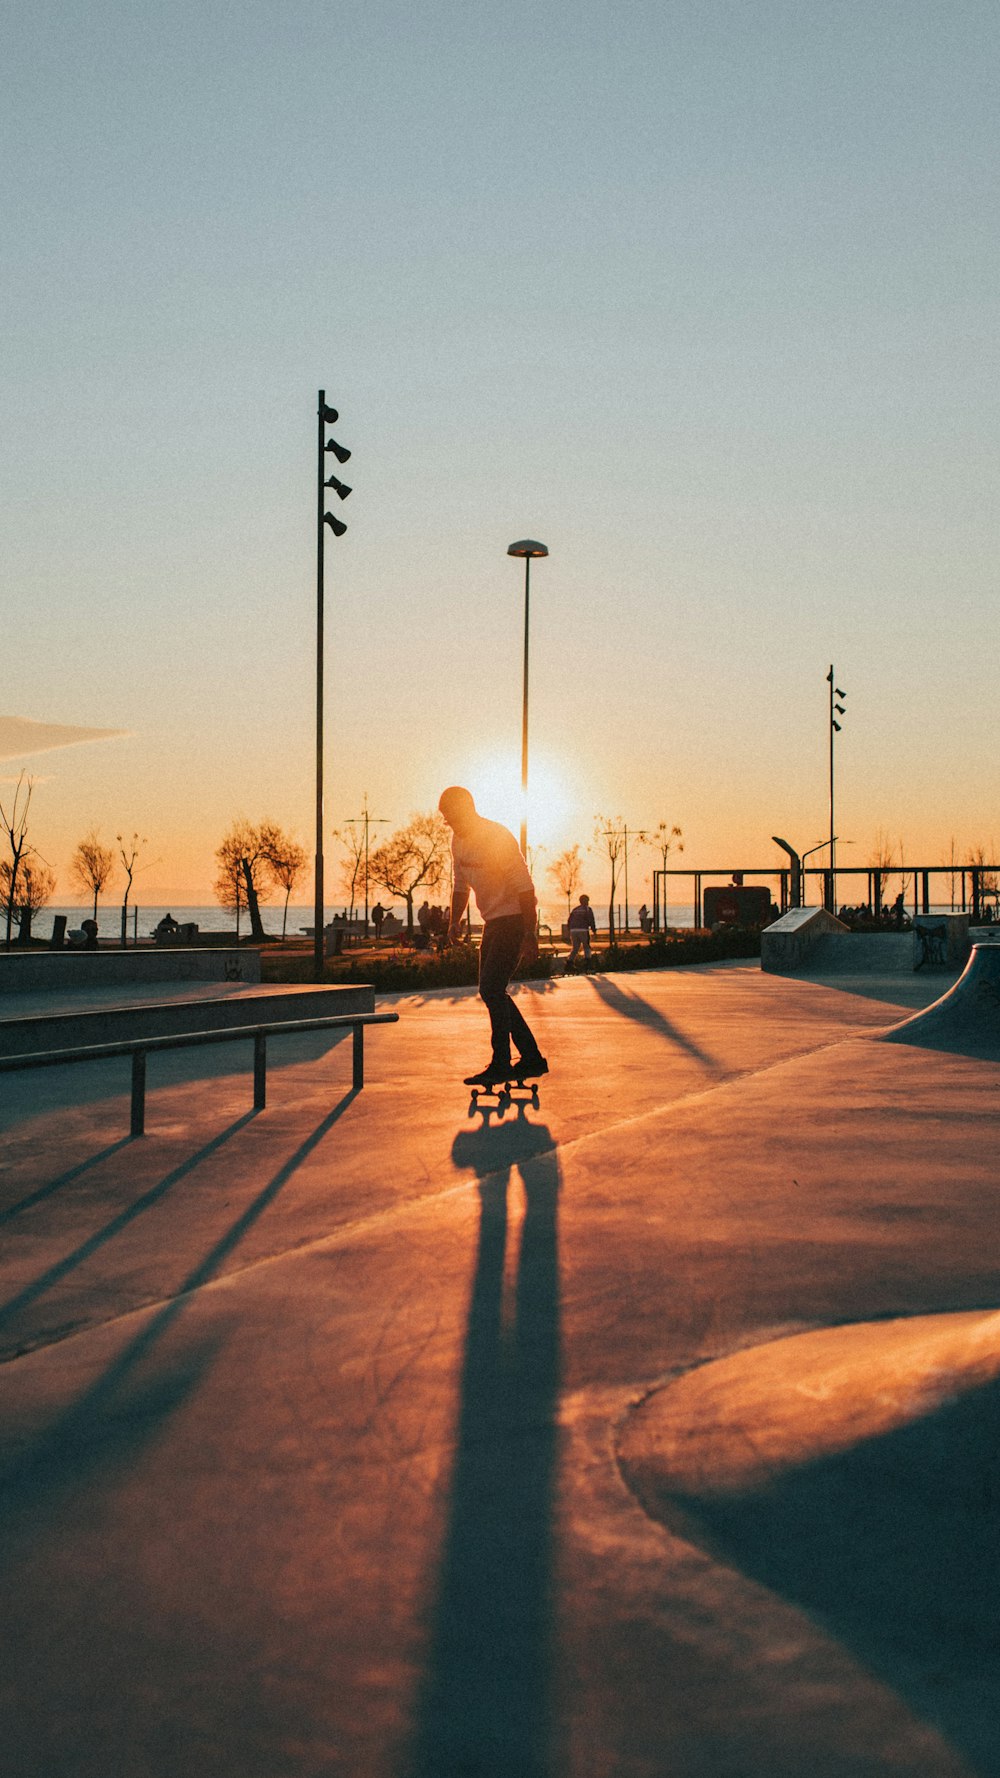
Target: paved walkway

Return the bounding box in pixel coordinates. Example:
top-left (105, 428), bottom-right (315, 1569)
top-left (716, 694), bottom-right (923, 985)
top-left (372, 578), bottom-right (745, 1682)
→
top-left (1, 960), bottom-right (996, 1778)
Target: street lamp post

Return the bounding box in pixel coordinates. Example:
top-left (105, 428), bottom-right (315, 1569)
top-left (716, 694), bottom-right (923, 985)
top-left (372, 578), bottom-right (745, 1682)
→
top-left (802, 837), bottom-right (837, 910)
top-left (621, 824), bottom-right (649, 935)
top-left (507, 539), bottom-right (548, 858)
top-left (314, 389), bottom-right (352, 982)
top-left (826, 665), bottom-right (846, 913)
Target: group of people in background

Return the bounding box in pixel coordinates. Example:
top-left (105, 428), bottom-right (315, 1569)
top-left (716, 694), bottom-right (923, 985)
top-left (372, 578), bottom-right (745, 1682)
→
top-left (416, 901), bottom-right (450, 949)
top-left (838, 893), bottom-right (909, 930)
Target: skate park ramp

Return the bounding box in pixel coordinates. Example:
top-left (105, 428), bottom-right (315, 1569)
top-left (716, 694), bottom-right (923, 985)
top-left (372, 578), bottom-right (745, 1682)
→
top-left (760, 911), bottom-right (944, 1007)
top-left (790, 932), bottom-right (942, 1009)
top-left (619, 1310), bottom-right (1000, 1776)
top-left (883, 942), bottom-right (1000, 1056)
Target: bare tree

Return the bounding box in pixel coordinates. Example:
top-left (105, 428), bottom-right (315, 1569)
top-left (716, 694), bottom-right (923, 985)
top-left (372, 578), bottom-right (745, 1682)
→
top-left (525, 841), bottom-right (547, 890)
top-left (0, 770), bottom-right (34, 948)
top-left (594, 815), bottom-right (626, 945)
top-left (215, 819), bottom-right (274, 942)
top-left (260, 821), bottom-right (308, 940)
top-left (548, 844), bottom-right (583, 920)
top-left (368, 812), bottom-right (450, 937)
top-left (332, 823), bottom-right (366, 924)
top-left (652, 822), bottom-right (683, 929)
top-left (868, 828), bottom-right (898, 914)
top-left (968, 841), bottom-right (999, 917)
top-left (0, 849), bottom-right (55, 943)
top-left (116, 831), bottom-right (148, 945)
top-left (71, 829), bottom-right (116, 922)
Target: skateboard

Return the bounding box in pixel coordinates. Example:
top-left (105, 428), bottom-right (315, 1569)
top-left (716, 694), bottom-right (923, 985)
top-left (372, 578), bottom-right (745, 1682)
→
top-left (468, 1071), bottom-right (542, 1115)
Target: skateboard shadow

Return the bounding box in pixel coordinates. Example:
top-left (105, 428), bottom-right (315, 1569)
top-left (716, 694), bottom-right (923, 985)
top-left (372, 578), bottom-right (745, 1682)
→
top-left (407, 1109), bottom-right (561, 1778)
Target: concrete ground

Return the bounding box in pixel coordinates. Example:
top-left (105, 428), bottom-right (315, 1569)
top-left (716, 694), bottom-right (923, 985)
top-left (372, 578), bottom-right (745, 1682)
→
top-left (0, 958), bottom-right (997, 1778)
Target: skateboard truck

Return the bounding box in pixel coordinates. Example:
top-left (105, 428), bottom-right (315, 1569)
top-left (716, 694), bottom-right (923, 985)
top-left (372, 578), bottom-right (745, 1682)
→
top-left (469, 1071), bottom-right (541, 1115)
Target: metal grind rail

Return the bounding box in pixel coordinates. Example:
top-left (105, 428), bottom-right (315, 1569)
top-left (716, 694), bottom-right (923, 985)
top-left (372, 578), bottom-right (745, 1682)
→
top-left (0, 1010), bottom-right (399, 1136)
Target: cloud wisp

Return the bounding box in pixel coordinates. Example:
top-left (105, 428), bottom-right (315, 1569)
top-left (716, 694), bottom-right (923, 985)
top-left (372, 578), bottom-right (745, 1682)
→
top-left (0, 716), bottom-right (129, 761)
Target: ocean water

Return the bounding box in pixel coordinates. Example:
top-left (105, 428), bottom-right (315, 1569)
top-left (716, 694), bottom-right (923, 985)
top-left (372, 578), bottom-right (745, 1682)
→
top-left (26, 893), bottom-right (981, 946)
top-left (36, 900), bottom-right (705, 939)
top-left (39, 904), bottom-right (334, 941)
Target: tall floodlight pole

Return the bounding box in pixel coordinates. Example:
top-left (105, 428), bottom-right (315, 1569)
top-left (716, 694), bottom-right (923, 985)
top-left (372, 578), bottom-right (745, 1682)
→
top-left (507, 539), bottom-right (548, 857)
top-left (826, 665), bottom-right (846, 913)
top-left (314, 390), bottom-right (352, 981)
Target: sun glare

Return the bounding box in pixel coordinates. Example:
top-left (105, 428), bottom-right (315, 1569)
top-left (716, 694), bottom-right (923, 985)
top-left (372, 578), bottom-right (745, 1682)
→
top-left (464, 748), bottom-right (576, 853)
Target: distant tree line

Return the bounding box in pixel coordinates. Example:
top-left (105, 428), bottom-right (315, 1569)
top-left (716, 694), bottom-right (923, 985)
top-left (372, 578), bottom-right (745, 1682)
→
top-left (5, 766), bottom-right (1000, 954)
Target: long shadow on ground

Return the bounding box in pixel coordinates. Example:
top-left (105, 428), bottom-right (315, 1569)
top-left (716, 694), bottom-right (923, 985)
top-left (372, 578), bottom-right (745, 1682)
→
top-left (407, 1105), bottom-right (562, 1778)
top-left (585, 975), bottom-right (721, 1069)
top-left (0, 1113), bottom-right (257, 1346)
top-left (0, 1086), bottom-right (360, 1569)
top-left (0, 1138), bottom-right (133, 1225)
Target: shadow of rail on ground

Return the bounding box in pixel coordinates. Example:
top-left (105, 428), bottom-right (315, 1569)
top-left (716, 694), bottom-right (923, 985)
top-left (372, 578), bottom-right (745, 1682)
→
top-left (0, 1085), bottom-right (361, 1576)
top-left (0, 1137), bottom-right (134, 1225)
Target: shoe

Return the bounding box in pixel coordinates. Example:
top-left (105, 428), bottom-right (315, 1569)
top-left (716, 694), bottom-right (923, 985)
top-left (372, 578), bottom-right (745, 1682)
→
top-left (464, 1063), bottom-right (511, 1088)
top-left (513, 1053), bottom-right (548, 1079)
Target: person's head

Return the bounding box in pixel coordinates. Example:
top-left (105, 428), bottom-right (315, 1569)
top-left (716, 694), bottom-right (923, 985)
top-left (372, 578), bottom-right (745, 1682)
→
top-left (578, 894), bottom-right (590, 906)
top-left (438, 785), bottom-right (477, 835)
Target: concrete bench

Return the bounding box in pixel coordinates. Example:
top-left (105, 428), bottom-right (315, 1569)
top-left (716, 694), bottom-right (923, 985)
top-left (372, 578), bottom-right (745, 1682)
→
top-left (0, 1009), bottom-right (399, 1136)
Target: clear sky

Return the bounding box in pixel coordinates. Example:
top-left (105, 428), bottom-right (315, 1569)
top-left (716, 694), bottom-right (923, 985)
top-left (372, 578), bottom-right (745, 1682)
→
top-left (4, 1), bottom-right (998, 911)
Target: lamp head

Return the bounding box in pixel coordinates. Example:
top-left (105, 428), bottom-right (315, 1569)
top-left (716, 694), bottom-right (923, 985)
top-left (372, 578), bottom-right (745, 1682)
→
top-left (324, 511), bottom-right (347, 537)
top-left (324, 475), bottom-right (352, 499)
top-left (507, 539), bottom-right (548, 558)
top-left (325, 438), bottom-right (352, 464)
top-left (322, 404), bottom-right (339, 423)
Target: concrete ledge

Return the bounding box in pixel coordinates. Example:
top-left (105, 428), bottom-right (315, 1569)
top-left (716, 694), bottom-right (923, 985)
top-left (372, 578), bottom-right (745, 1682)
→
top-left (0, 948), bottom-right (260, 994)
top-left (0, 984), bottom-right (375, 1058)
top-left (760, 906), bottom-right (849, 973)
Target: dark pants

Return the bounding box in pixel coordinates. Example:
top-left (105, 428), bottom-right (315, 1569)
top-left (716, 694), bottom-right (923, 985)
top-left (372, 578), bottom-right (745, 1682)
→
top-left (479, 914), bottom-right (539, 1066)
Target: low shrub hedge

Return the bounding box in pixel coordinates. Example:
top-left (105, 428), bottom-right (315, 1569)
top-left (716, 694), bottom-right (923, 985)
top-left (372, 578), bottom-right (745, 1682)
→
top-left (260, 926), bottom-right (761, 990)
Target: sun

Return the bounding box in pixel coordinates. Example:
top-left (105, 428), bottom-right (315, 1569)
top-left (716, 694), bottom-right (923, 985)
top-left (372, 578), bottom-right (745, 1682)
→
top-left (464, 747), bottom-right (576, 852)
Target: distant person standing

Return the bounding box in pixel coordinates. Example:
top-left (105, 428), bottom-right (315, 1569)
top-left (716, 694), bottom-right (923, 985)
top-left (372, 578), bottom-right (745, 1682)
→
top-left (566, 893), bottom-right (596, 969)
top-left (439, 785), bottom-right (548, 1087)
top-left (371, 902), bottom-right (386, 940)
